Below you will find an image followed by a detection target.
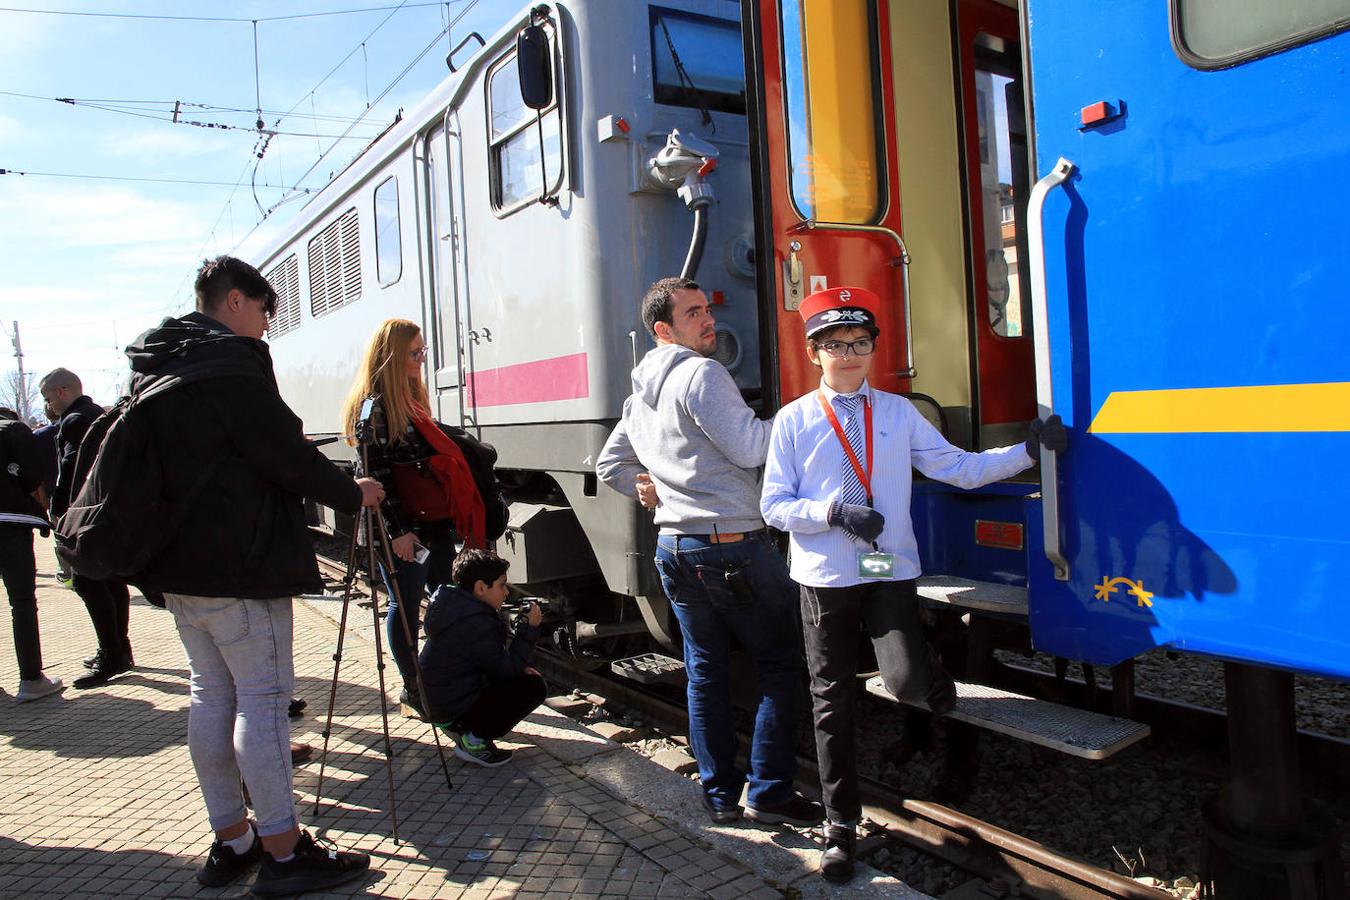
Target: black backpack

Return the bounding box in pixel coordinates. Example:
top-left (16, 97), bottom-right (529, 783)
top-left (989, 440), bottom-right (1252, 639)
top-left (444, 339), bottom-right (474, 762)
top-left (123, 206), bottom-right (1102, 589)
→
top-left (437, 423), bottom-right (509, 542)
top-left (54, 369), bottom-right (228, 581)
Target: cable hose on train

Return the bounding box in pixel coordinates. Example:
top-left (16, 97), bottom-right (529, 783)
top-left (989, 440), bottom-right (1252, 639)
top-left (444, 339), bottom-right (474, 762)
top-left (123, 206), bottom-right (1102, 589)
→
top-left (680, 204), bottom-right (709, 280)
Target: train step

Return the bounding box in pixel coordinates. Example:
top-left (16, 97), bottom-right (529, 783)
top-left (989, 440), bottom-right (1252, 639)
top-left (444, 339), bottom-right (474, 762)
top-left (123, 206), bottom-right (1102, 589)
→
top-left (917, 575), bottom-right (1028, 617)
top-left (864, 676), bottom-right (1150, 760)
top-left (611, 652), bottom-right (686, 685)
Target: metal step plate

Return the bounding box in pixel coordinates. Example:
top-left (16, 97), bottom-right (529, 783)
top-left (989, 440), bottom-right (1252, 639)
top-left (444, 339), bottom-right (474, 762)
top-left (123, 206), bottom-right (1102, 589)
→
top-left (864, 676), bottom-right (1150, 760)
top-left (917, 575), bottom-right (1028, 617)
top-left (611, 652), bottom-right (686, 685)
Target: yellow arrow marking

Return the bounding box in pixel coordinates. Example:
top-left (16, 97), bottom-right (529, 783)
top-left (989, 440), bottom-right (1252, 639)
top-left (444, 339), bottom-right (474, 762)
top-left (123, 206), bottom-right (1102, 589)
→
top-left (1089, 382), bottom-right (1350, 434)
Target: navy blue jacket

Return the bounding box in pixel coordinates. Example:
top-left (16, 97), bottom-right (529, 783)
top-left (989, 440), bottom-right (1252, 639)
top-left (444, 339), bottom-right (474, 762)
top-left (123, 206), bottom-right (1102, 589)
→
top-left (52, 395), bottom-right (104, 519)
top-left (418, 584), bottom-right (540, 724)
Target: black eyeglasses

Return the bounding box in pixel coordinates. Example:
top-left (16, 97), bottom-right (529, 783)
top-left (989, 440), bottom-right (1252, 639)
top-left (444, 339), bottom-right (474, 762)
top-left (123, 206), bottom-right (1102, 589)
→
top-left (816, 338), bottom-right (876, 358)
top-left (409, 347), bottom-right (428, 361)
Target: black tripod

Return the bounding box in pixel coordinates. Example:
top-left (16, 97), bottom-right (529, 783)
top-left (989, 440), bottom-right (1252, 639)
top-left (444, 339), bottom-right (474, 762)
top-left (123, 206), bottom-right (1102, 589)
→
top-left (313, 406), bottom-right (452, 843)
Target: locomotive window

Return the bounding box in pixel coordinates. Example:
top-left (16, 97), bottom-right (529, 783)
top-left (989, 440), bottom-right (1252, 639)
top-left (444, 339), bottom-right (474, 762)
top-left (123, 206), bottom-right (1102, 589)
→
top-left (265, 254), bottom-right (301, 338)
top-left (307, 207), bottom-right (362, 317)
top-left (650, 8), bottom-right (746, 115)
top-left (779, 0), bottom-right (885, 224)
top-left (373, 176), bottom-right (401, 287)
top-left (1172, 0), bottom-right (1350, 68)
top-left (487, 43), bottom-right (564, 213)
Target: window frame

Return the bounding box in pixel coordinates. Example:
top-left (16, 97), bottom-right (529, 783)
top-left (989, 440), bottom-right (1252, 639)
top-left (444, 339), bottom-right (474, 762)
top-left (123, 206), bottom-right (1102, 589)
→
top-left (776, 0), bottom-right (889, 226)
top-left (485, 31), bottom-right (566, 217)
top-left (1170, 0), bottom-right (1350, 70)
top-left (648, 5), bottom-right (748, 116)
top-left (373, 175), bottom-right (403, 288)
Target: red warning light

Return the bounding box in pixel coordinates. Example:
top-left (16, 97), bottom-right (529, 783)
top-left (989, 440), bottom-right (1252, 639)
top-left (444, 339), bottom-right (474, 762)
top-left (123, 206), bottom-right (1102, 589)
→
top-left (711, 290), bottom-right (726, 305)
top-left (615, 117), bottom-right (630, 134)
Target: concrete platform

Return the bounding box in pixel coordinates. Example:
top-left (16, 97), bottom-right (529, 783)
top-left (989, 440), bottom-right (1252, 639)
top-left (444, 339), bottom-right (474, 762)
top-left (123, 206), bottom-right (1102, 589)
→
top-left (0, 537), bottom-right (929, 899)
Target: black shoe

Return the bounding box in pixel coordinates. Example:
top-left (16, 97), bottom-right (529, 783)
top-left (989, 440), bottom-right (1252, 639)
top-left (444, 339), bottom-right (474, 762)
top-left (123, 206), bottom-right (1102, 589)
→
top-left (288, 697), bottom-right (307, 719)
top-left (701, 795), bottom-right (742, 825)
top-left (926, 650), bottom-right (957, 717)
top-left (82, 648), bottom-right (103, 669)
top-left (820, 824), bottom-right (856, 884)
top-left (197, 827), bottom-right (263, 887)
top-left (745, 792), bottom-right (825, 828)
top-left (398, 686), bottom-right (425, 720)
top-left (73, 652), bottom-right (131, 689)
top-left (251, 830), bottom-right (370, 896)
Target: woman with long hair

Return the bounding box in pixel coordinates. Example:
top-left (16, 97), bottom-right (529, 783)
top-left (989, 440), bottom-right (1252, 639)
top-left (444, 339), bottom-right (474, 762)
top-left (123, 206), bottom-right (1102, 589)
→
top-left (341, 319), bottom-right (460, 719)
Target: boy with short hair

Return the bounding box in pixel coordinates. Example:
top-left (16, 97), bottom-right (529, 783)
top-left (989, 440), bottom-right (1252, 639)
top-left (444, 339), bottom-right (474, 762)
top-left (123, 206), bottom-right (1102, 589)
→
top-left (419, 549), bottom-right (546, 767)
top-left (761, 286), bottom-right (1065, 883)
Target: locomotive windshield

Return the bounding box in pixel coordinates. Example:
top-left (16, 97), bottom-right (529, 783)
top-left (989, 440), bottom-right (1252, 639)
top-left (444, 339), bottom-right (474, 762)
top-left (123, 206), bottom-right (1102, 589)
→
top-left (650, 6), bottom-right (746, 115)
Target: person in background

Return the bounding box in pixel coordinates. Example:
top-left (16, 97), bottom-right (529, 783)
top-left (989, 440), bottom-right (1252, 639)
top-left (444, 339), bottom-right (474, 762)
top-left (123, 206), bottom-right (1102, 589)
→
top-left (340, 318), bottom-right (481, 720)
top-left (40, 367), bottom-right (134, 689)
top-left (0, 406), bottom-right (63, 703)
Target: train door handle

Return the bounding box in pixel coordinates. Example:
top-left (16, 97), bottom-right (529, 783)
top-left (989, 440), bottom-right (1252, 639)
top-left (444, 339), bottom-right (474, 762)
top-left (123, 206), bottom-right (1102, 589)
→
top-left (1027, 156), bottom-right (1076, 581)
top-left (782, 240), bottom-right (805, 310)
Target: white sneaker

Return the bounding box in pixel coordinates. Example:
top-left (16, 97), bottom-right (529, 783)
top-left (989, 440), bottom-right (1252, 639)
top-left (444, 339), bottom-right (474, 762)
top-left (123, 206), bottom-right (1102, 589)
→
top-left (16, 675), bottom-right (64, 703)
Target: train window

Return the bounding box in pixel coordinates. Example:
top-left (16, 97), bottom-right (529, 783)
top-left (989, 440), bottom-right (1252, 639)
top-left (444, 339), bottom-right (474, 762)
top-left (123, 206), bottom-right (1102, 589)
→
top-left (649, 7), bottom-right (746, 115)
top-left (779, 0), bottom-right (884, 224)
top-left (373, 176), bottom-right (401, 287)
top-left (974, 33), bottom-right (1031, 339)
top-left (487, 45), bottom-right (563, 213)
top-left (1172, 0), bottom-right (1350, 68)
top-left (307, 207), bottom-right (362, 317)
top-left (265, 254), bottom-right (301, 338)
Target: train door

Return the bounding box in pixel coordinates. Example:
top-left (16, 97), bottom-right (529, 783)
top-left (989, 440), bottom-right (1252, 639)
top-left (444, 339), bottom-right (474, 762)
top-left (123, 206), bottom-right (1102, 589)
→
top-left (1023, 0), bottom-right (1350, 677)
top-left (423, 116), bottom-right (472, 426)
top-left (751, 0), bottom-right (914, 404)
top-left (956, 0), bottom-right (1036, 445)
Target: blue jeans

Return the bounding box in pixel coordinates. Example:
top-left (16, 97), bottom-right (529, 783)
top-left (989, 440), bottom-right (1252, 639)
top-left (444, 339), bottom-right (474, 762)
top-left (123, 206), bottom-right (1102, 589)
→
top-left (166, 594), bottom-right (297, 837)
top-left (380, 530), bottom-right (454, 688)
top-left (655, 530), bottom-right (804, 810)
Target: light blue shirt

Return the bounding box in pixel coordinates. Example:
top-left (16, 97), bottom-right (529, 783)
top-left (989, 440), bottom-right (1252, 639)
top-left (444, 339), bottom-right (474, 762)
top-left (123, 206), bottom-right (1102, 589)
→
top-left (761, 379), bottom-right (1034, 587)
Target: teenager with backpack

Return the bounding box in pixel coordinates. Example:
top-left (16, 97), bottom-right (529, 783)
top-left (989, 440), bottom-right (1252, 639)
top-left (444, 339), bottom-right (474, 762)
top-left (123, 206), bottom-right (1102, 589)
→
top-left (0, 407), bottom-right (63, 703)
top-left (116, 256), bottom-right (385, 895)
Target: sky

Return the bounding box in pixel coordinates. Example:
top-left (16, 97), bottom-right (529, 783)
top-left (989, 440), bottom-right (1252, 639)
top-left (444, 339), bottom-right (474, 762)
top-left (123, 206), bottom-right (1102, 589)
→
top-left (0, 0), bottom-right (520, 415)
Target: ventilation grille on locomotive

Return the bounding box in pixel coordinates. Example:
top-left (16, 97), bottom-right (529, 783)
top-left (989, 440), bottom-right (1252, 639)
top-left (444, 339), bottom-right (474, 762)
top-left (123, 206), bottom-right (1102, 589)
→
top-left (265, 254), bottom-right (302, 337)
top-left (307, 208), bottom-right (362, 317)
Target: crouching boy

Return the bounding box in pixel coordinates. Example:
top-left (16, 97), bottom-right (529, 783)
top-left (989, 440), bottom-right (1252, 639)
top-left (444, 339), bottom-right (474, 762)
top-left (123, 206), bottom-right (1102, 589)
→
top-left (760, 286), bottom-right (1065, 884)
top-left (419, 549), bottom-right (546, 767)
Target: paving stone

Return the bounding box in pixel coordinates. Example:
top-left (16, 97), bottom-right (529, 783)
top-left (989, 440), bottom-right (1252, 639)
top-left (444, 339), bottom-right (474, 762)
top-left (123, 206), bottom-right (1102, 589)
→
top-left (648, 748), bottom-right (699, 774)
top-left (588, 721), bottom-right (646, 743)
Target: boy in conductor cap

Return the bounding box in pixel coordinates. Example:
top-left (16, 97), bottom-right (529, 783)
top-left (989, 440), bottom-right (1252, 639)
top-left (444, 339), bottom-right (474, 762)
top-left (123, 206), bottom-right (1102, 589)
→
top-left (760, 286), bottom-right (1065, 883)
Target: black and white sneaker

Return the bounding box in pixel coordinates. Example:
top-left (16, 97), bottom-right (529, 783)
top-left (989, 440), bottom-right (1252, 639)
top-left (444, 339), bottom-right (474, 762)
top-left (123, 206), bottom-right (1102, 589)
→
top-left (251, 830), bottom-right (370, 896)
top-left (745, 793), bottom-right (826, 827)
top-left (196, 826), bottom-right (262, 887)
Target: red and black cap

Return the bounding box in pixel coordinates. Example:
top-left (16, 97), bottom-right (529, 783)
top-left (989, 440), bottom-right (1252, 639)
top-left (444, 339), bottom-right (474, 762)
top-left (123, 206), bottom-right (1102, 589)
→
top-left (798, 286), bottom-right (881, 339)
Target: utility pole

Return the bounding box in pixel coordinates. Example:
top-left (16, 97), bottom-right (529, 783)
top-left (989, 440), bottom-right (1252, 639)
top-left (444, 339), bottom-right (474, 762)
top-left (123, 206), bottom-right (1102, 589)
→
top-left (11, 320), bottom-right (28, 422)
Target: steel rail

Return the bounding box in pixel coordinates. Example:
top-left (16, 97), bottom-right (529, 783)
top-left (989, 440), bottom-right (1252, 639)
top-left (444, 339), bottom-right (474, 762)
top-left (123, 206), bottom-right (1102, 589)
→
top-left (530, 648), bottom-right (1169, 900)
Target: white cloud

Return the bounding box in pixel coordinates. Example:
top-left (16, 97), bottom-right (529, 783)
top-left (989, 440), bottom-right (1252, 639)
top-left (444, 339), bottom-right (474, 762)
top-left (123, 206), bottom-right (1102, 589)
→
top-left (0, 181), bottom-right (209, 249)
top-left (98, 126), bottom-right (241, 161)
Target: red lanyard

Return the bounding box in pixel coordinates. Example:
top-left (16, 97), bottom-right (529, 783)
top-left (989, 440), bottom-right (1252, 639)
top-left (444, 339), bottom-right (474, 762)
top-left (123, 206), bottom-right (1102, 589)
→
top-left (817, 390), bottom-right (873, 506)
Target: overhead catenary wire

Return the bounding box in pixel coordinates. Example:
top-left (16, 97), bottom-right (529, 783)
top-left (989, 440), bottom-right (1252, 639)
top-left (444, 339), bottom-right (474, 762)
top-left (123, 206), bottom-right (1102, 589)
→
top-left (0, 167), bottom-right (313, 191)
top-left (0, 2), bottom-right (452, 23)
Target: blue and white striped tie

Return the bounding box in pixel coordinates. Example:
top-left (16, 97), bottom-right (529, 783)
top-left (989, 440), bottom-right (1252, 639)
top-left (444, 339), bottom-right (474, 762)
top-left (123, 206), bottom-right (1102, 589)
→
top-left (838, 394), bottom-right (868, 507)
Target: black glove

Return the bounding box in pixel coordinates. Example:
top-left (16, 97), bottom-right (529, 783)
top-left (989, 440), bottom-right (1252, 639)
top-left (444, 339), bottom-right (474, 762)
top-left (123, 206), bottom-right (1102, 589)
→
top-left (828, 500), bottom-right (885, 543)
top-left (1026, 414), bottom-right (1067, 456)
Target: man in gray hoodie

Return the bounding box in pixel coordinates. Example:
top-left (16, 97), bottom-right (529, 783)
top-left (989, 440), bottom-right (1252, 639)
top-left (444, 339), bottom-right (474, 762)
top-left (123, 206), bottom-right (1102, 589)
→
top-left (597, 276), bottom-right (822, 829)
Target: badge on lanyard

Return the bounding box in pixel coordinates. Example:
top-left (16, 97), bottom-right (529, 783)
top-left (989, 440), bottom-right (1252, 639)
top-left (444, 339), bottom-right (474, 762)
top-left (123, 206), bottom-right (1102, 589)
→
top-left (817, 390), bottom-right (895, 579)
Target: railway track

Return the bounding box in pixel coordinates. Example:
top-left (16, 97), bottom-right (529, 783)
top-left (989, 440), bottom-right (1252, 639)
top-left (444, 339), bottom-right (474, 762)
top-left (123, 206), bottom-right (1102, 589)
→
top-left (529, 647), bottom-right (1170, 900)
top-left (309, 548), bottom-right (1346, 897)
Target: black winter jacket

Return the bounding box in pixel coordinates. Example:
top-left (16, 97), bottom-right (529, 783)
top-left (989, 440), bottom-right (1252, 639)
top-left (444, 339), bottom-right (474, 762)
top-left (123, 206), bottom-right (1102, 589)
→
top-left (123, 312), bottom-right (362, 598)
top-left (51, 394), bottom-right (105, 519)
top-left (0, 419), bottom-right (50, 530)
top-left (418, 584), bottom-right (541, 723)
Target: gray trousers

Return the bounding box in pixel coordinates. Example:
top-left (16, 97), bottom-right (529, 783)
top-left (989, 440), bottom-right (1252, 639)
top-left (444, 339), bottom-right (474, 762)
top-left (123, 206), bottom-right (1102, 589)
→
top-left (166, 594), bottom-right (298, 837)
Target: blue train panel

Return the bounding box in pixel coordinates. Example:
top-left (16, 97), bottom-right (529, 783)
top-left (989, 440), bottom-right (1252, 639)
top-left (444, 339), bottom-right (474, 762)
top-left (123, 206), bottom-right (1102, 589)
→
top-left (912, 481), bottom-right (1037, 588)
top-left (1024, 0), bottom-right (1350, 679)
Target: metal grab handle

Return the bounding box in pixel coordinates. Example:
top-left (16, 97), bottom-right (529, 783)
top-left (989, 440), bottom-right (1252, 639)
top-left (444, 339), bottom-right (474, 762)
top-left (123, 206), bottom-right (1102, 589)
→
top-left (1027, 157), bottom-right (1076, 581)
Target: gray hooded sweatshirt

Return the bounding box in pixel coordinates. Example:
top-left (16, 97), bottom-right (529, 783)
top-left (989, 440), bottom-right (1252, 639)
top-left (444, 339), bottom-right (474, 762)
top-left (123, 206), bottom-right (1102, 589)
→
top-left (596, 343), bottom-right (771, 535)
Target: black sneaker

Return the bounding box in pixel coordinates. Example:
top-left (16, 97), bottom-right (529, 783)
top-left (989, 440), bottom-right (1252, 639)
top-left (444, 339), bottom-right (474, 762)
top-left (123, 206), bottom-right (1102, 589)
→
top-left (251, 830), bottom-right (370, 896)
top-left (197, 827), bottom-right (263, 887)
top-left (288, 697), bottom-right (307, 719)
top-left (82, 648), bottom-right (103, 669)
top-left (926, 649), bottom-right (958, 717)
top-left (440, 727), bottom-right (513, 767)
top-left (745, 792), bottom-right (825, 827)
top-left (73, 652), bottom-right (132, 689)
top-left (701, 795), bottom-right (742, 825)
top-left (398, 686), bottom-right (426, 720)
